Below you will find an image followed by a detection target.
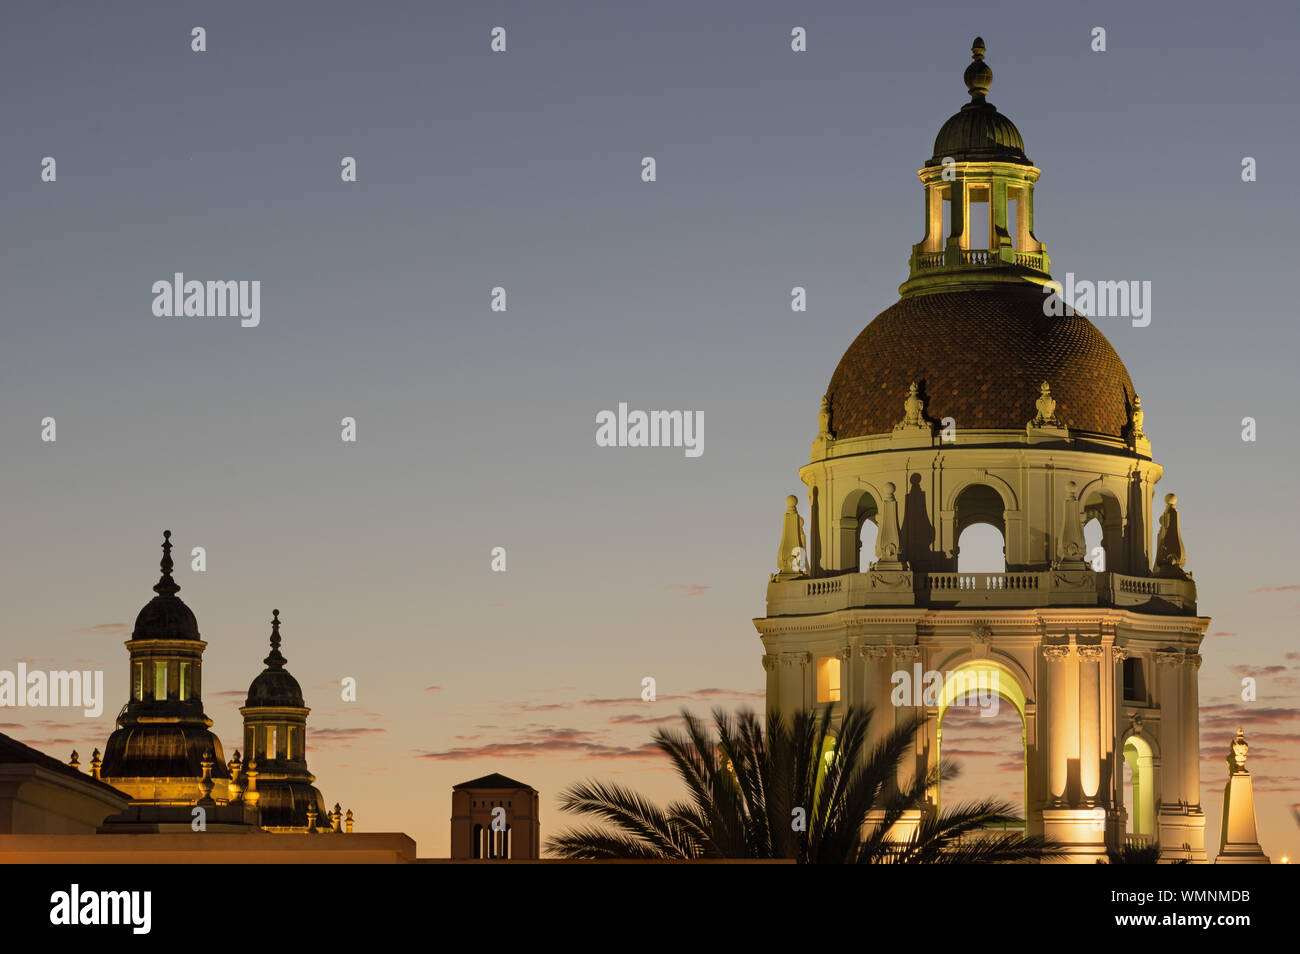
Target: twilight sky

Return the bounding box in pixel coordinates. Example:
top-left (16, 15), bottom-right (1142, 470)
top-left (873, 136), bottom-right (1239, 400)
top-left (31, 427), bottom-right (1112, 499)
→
top-left (1, 0), bottom-right (1297, 859)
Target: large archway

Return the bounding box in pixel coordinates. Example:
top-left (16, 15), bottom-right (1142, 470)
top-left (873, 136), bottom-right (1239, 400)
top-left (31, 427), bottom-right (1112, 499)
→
top-left (935, 660), bottom-right (1029, 830)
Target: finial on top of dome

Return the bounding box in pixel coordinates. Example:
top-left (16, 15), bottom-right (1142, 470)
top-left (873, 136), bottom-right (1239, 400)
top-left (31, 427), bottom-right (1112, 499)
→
top-left (964, 36), bottom-right (993, 104)
top-left (264, 608), bottom-right (287, 670)
top-left (153, 530), bottom-right (180, 596)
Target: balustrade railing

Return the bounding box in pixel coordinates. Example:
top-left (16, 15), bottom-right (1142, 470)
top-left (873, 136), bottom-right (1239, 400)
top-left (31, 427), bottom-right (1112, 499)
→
top-left (805, 579), bottom-right (842, 597)
top-left (911, 248), bottom-right (1047, 275)
top-left (926, 572), bottom-right (1041, 591)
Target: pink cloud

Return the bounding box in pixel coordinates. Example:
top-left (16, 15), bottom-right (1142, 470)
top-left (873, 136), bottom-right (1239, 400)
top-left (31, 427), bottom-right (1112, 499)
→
top-left (664, 584), bottom-right (710, 597)
top-left (74, 623), bottom-right (129, 636)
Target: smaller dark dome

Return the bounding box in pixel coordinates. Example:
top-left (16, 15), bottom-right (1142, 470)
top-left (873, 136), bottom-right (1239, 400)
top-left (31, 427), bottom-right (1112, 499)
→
top-left (927, 38), bottom-right (1031, 167)
top-left (246, 667), bottom-right (304, 708)
top-left (132, 595), bottom-right (200, 640)
top-left (132, 531), bottom-right (200, 640)
top-left (245, 609), bottom-right (304, 707)
top-left (930, 102), bottom-right (1029, 166)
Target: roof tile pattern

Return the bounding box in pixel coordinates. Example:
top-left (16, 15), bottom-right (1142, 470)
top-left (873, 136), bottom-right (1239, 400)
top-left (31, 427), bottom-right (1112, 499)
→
top-left (826, 288), bottom-right (1136, 439)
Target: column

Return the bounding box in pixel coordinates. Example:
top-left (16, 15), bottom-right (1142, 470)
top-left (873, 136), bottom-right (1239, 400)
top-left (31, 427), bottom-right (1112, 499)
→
top-left (1078, 644), bottom-right (1103, 805)
top-left (762, 654), bottom-right (779, 717)
top-left (1155, 651), bottom-right (1183, 807)
top-left (1110, 646), bottom-right (1129, 815)
top-left (1043, 641), bottom-right (1072, 805)
top-left (1182, 654), bottom-right (1202, 806)
top-left (859, 644), bottom-right (890, 746)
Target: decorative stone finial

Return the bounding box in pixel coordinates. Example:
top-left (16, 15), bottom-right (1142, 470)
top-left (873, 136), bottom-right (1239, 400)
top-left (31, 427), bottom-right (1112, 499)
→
top-left (264, 609), bottom-right (287, 670)
top-left (894, 381), bottom-right (930, 432)
top-left (227, 751), bottom-right (244, 802)
top-left (197, 751), bottom-right (216, 805)
top-left (244, 759), bottom-right (260, 807)
top-left (1217, 725), bottom-right (1270, 862)
top-left (964, 37), bottom-right (993, 103)
top-left (90, 748), bottom-right (102, 779)
top-left (874, 482), bottom-right (903, 567)
top-left (817, 394), bottom-right (833, 439)
top-left (345, 808), bottom-right (354, 833)
top-left (1130, 394), bottom-right (1146, 441)
top-left (331, 802), bottom-right (343, 832)
top-left (1154, 492), bottom-right (1188, 578)
top-left (1229, 727), bottom-right (1249, 774)
top-left (1029, 381), bottom-right (1061, 428)
top-left (1057, 480), bottom-right (1087, 566)
top-left (306, 803), bottom-right (318, 832)
top-left (154, 530), bottom-right (179, 596)
top-left (776, 495), bottom-right (808, 576)
top-left (68, 750), bottom-right (80, 771)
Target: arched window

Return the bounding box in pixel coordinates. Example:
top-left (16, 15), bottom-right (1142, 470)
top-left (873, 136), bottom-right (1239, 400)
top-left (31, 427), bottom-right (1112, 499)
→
top-left (1082, 490), bottom-right (1123, 573)
top-left (854, 493), bottom-right (878, 571)
top-left (1084, 517), bottom-right (1105, 571)
top-left (953, 484), bottom-right (1006, 572)
top-left (956, 524), bottom-right (1005, 573)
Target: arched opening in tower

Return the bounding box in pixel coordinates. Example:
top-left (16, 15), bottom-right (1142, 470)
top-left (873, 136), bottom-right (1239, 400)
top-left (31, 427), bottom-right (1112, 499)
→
top-left (935, 665), bottom-right (1024, 837)
top-left (1082, 489), bottom-right (1122, 573)
top-left (1122, 734), bottom-right (1156, 840)
top-left (956, 525), bottom-right (1005, 573)
top-left (1084, 517), bottom-right (1104, 571)
top-left (953, 484), bottom-right (1006, 573)
top-left (842, 489), bottom-right (878, 571)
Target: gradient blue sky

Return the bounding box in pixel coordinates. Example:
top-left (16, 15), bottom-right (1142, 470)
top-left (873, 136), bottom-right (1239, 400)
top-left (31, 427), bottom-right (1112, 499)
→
top-left (1, 0), bottom-right (1297, 858)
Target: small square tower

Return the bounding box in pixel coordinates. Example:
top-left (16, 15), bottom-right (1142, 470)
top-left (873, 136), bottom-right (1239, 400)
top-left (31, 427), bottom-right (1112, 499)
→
top-left (450, 773), bottom-right (539, 860)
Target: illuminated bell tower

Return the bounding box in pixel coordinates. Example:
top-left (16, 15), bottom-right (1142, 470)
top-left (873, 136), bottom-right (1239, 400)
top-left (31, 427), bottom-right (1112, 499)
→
top-left (755, 39), bottom-right (1210, 863)
top-left (99, 531), bottom-right (232, 808)
top-left (239, 610), bottom-right (332, 832)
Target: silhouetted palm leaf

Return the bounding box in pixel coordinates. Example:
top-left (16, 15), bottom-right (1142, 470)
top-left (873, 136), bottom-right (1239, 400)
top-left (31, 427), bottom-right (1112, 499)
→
top-left (547, 704), bottom-right (1065, 863)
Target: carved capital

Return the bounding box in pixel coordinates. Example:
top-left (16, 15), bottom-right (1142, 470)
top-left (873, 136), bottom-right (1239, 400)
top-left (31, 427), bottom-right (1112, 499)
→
top-left (1111, 645), bottom-right (1129, 662)
top-left (893, 645), bottom-right (921, 661)
top-left (761, 654), bottom-right (778, 672)
top-left (860, 645), bottom-right (888, 659)
top-left (1042, 642), bottom-right (1072, 661)
top-left (1077, 643), bottom-right (1104, 660)
top-left (1185, 653), bottom-right (1202, 669)
top-left (1154, 650), bottom-right (1184, 667)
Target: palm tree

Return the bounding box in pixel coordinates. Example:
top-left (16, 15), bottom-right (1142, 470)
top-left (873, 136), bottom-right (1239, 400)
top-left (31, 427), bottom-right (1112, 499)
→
top-left (547, 705), bottom-right (1064, 863)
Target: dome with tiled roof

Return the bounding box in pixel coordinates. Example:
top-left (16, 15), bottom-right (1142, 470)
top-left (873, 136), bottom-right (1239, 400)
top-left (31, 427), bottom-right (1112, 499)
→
top-left (825, 287), bottom-right (1136, 439)
top-left (824, 39), bottom-right (1137, 442)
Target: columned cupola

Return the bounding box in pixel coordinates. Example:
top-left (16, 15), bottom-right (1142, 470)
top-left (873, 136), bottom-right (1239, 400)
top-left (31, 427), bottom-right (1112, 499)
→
top-left (901, 38), bottom-right (1051, 298)
top-left (99, 531), bottom-right (231, 804)
top-left (239, 610), bottom-right (332, 832)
